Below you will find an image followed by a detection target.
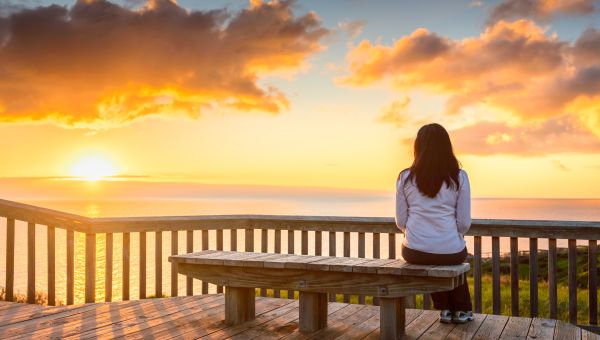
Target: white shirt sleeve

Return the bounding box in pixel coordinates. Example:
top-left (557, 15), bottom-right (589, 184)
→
top-left (456, 170), bottom-right (472, 235)
top-left (395, 171), bottom-right (408, 232)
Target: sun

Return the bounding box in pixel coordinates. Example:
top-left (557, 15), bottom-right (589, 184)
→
top-left (70, 155), bottom-right (117, 181)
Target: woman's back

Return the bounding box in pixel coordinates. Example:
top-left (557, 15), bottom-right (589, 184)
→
top-left (396, 169), bottom-right (470, 254)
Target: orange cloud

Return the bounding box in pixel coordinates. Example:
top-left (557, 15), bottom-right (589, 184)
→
top-left (449, 115), bottom-right (600, 155)
top-left (487, 0), bottom-right (596, 25)
top-left (0, 0), bottom-right (329, 129)
top-left (378, 97), bottom-right (410, 127)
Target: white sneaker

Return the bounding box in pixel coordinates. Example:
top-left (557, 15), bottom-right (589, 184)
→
top-left (452, 311), bottom-right (474, 324)
top-left (440, 310), bottom-right (452, 323)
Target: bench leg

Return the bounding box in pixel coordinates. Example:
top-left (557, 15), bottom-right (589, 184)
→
top-left (225, 286), bottom-right (255, 325)
top-left (380, 296), bottom-right (406, 339)
top-left (299, 291), bottom-right (328, 332)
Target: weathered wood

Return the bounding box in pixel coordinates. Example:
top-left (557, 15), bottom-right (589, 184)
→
top-left (67, 230), bottom-right (74, 304)
top-left (492, 236), bottom-right (501, 315)
top-left (27, 222), bottom-right (35, 304)
top-left (589, 240), bottom-right (598, 325)
top-left (423, 293), bottom-right (431, 310)
top-left (373, 233), bottom-right (381, 306)
top-left (261, 229), bottom-right (268, 297)
top-left (201, 229), bottom-right (208, 294)
top-left (0, 199), bottom-right (88, 232)
top-left (139, 231), bottom-right (146, 299)
top-left (302, 230), bottom-right (308, 255)
top-left (527, 317), bottom-right (556, 339)
top-left (288, 229), bottom-right (295, 299)
top-left (510, 237), bottom-right (519, 316)
top-left (85, 233), bottom-right (96, 303)
top-left (555, 320), bottom-right (582, 340)
top-left (245, 228), bottom-right (254, 252)
top-left (47, 226), bottom-right (55, 306)
top-left (548, 238), bottom-right (557, 319)
top-left (379, 297), bottom-right (405, 339)
top-left (274, 229), bottom-right (281, 298)
top-left (343, 231), bottom-right (350, 303)
top-left (568, 239), bottom-right (577, 324)
top-left (358, 232), bottom-right (366, 305)
top-left (472, 314), bottom-right (509, 339)
top-left (5, 218), bottom-right (15, 302)
top-left (105, 232), bottom-right (112, 302)
top-left (186, 230), bottom-right (193, 296)
top-left (389, 233), bottom-right (396, 259)
top-left (171, 230), bottom-right (178, 297)
top-left (230, 229), bottom-right (237, 251)
top-left (225, 286), bottom-right (255, 325)
top-left (299, 291), bottom-right (327, 332)
top-left (529, 237), bottom-right (538, 317)
top-left (155, 231), bottom-right (162, 298)
top-left (500, 316), bottom-right (532, 339)
top-left (122, 232), bottom-right (130, 301)
top-left (315, 230), bottom-right (322, 256)
top-left (474, 235), bottom-right (482, 313)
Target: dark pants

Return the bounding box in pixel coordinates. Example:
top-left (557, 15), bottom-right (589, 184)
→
top-left (402, 245), bottom-right (472, 311)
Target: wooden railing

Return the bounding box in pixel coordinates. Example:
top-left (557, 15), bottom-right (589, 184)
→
top-left (0, 198), bottom-right (598, 327)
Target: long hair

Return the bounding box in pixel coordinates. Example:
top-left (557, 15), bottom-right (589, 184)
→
top-left (405, 123), bottom-right (460, 198)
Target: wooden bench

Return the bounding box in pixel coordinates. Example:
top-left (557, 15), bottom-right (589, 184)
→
top-left (169, 250), bottom-right (469, 339)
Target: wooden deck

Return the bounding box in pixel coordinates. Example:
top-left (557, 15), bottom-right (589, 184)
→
top-left (0, 295), bottom-right (596, 339)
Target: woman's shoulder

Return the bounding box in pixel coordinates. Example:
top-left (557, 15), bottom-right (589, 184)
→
top-left (397, 168), bottom-right (411, 182)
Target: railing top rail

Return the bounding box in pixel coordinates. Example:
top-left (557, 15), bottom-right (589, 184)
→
top-left (0, 198), bottom-right (599, 238)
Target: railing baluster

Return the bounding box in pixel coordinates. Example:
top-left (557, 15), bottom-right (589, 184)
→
top-left (302, 230), bottom-right (308, 255)
top-left (140, 231), bottom-right (146, 299)
top-left (287, 230), bottom-right (295, 299)
top-left (186, 230), bottom-right (193, 296)
top-left (589, 240), bottom-right (598, 325)
top-left (216, 229), bottom-right (223, 294)
top-left (171, 230), bottom-right (178, 297)
top-left (510, 237), bottom-right (519, 316)
top-left (27, 222), bottom-right (35, 304)
top-left (315, 231), bottom-right (322, 256)
top-left (274, 229), bottom-right (281, 298)
top-left (474, 236), bottom-right (482, 313)
top-left (85, 233), bottom-right (96, 303)
top-left (423, 294), bottom-right (431, 310)
top-left (473, 236), bottom-right (482, 313)
top-left (343, 231), bottom-right (350, 303)
top-left (358, 232), bottom-right (366, 304)
top-left (329, 231), bottom-right (336, 302)
top-left (5, 218), bottom-right (15, 302)
top-left (492, 236), bottom-right (500, 315)
top-left (261, 229), bottom-right (268, 297)
top-left (67, 230), bottom-right (74, 304)
top-left (568, 239), bottom-right (577, 324)
top-left (231, 229), bottom-right (237, 251)
top-left (388, 233), bottom-right (396, 259)
top-left (529, 237), bottom-right (538, 317)
top-left (155, 231), bottom-right (162, 298)
top-left (105, 233), bottom-right (112, 302)
top-left (548, 238), bottom-right (557, 319)
top-left (47, 226), bottom-right (56, 306)
top-left (122, 232), bottom-right (130, 301)
top-left (245, 228), bottom-right (254, 252)
top-left (373, 233), bottom-right (381, 306)
top-left (201, 230), bottom-right (208, 294)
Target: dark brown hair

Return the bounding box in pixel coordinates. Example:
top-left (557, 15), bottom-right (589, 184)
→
top-left (404, 123), bottom-right (460, 198)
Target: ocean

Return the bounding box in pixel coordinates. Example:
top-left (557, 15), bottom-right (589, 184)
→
top-left (0, 197), bottom-right (598, 304)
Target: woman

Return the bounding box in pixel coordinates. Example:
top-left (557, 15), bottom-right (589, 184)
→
top-left (395, 123), bottom-right (473, 324)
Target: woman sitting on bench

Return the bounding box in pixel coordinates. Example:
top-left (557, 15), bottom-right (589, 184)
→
top-left (395, 123), bottom-right (474, 324)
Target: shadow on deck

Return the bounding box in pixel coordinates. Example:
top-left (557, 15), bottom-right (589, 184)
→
top-left (0, 295), bottom-right (596, 339)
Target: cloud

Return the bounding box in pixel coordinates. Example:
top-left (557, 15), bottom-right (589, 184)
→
top-left (378, 97), bottom-right (410, 127)
top-left (337, 20), bottom-right (366, 40)
top-left (449, 115), bottom-right (600, 155)
top-left (487, 0), bottom-right (596, 25)
top-left (0, 0), bottom-right (329, 129)
top-left (469, 1), bottom-right (484, 8)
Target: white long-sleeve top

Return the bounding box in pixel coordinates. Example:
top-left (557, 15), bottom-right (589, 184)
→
top-left (395, 169), bottom-right (471, 254)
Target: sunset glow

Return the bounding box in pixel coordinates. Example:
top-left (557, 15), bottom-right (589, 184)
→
top-left (0, 0), bottom-right (598, 199)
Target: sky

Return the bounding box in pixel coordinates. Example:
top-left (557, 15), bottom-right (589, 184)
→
top-left (0, 0), bottom-right (599, 200)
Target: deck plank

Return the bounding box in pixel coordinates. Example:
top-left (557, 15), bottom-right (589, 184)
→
top-left (446, 313), bottom-right (487, 340)
top-left (472, 314), bottom-right (509, 340)
top-left (526, 318), bottom-right (556, 339)
top-left (554, 320), bottom-right (582, 340)
top-left (499, 316), bottom-right (533, 339)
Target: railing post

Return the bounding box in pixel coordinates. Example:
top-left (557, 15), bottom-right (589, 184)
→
top-left (171, 230), bottom-right (178, 297)
top-left (85, 233), bottom-right (96, 303)
top-left (287, 230), bottom-right (295, 299)
top-left (216, 229), bottom-right (223, 293)
top-left (473, 236), bottom-right (482, 313)
top-left (140, 231), bottom-right (146, 299)
top-left (510, 237), bottom-right (519, 316)
top-left (568, 239), bottom-right (577, 324)
top-left (27, 222), bottom-right (36, 304)
top-left (529, 238), bottom-right (538, 317)
top-left (343, 231), bottom-right (350, 303)
top-left (328, 231), bottom-right (336, 302)
top-left (186, 230), bottom-right (193, 296)
top-left (548, 238), bottom-right (557, 319)
top-left (47, 226), bottom-right (56, 306)
top-left (589, 240), bottom-right (598, 325)
top-left (492, 236), bottom-right (501, 315)
top-left (201, 230), bottom-right (208, 294)
top-left (155, 231), bottom-right (162, 298)
top-left (122, 232), bottom-right (130, 301)
top-left (5, 218), bottom-right (15, 302)
top-left (105, 233), bottom-right (113, 302)
top-left (67, 230), bottom-right (74, 305)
